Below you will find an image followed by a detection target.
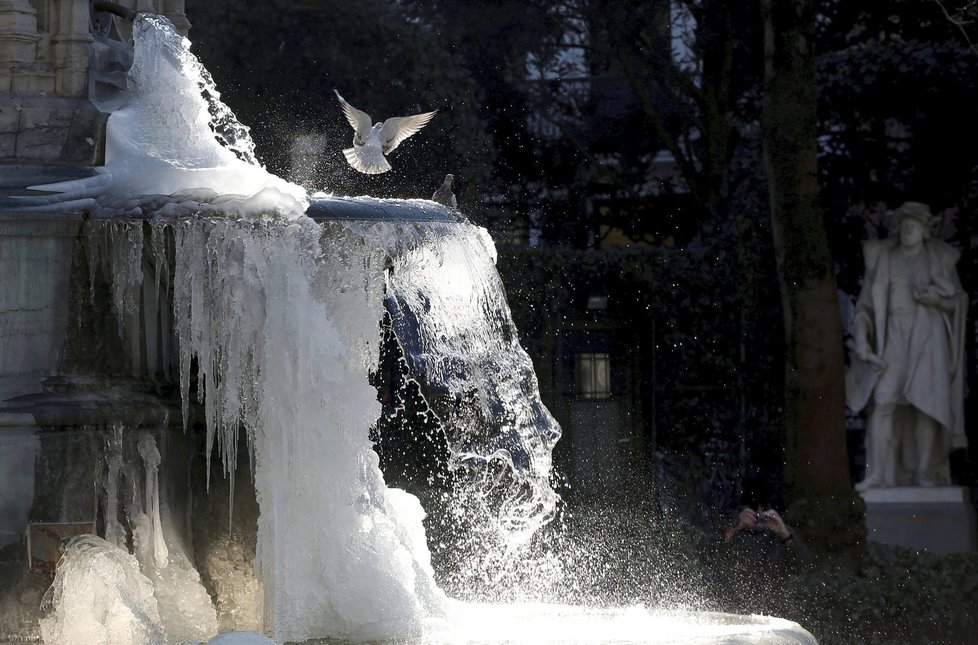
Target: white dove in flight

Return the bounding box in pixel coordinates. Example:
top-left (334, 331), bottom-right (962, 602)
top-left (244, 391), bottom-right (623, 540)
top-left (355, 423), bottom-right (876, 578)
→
top-left (334, 89), bottom-right (437, 174)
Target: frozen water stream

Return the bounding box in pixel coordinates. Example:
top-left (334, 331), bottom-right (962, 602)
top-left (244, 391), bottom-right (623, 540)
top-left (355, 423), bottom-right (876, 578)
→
top-left (28, 12), bottom-right (816, 645)
top-left (74, 209), bottom-right (563, 643)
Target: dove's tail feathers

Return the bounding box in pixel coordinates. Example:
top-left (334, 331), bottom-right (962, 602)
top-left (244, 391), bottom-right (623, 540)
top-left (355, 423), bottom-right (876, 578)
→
top-left (343, 146), bottom-right (391, 175)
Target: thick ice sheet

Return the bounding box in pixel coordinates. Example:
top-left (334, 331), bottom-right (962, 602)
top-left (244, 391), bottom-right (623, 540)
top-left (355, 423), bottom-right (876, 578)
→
top-left (19, 14), bottom-right (306, 220)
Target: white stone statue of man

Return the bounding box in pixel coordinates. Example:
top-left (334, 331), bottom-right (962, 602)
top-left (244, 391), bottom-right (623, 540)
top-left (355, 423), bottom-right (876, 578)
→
top-left (846, 201), bottom-right (968, 490)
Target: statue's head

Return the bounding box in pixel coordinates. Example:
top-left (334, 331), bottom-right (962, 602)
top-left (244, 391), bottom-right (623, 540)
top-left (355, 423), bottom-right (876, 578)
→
top-left (887, 201), bottom-right (936, 244)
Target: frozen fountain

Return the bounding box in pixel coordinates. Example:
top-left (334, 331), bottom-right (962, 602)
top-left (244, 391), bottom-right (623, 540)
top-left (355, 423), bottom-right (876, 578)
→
top-left (0, 7), bottom-right (816, 645)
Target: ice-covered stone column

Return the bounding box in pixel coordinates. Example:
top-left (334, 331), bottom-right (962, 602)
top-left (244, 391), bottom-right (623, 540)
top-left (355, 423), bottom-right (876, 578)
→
top-left (0, 211), bottom-right (83, 379)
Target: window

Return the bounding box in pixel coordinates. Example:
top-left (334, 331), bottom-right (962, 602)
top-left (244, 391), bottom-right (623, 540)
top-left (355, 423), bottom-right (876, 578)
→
top-left (576, 352), bottom-right (611, 399)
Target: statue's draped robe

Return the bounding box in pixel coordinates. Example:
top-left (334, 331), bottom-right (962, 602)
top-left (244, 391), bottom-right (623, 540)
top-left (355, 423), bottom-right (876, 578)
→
top-left (847, 238), bottom-right (968, 477)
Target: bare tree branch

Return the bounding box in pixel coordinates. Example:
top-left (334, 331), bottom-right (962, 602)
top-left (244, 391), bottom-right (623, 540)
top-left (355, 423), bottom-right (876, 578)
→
top-left (933, 0), bottom-right (978, 56)
top-left (618, 50), bottom-right (705, 196)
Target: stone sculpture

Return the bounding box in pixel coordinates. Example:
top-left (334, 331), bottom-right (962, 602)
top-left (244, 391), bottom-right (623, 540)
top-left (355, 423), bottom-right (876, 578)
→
top-left (847, 202), bottom-right (968, 490)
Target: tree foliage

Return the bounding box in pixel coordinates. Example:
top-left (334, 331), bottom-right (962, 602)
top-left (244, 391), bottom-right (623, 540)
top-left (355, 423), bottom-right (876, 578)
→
top-left (815, 1), bottom-right (978, 292)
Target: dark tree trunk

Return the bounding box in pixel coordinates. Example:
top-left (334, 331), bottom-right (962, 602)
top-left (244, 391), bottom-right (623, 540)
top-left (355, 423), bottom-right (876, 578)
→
top-left (760, 0), bottom-right (864, 557)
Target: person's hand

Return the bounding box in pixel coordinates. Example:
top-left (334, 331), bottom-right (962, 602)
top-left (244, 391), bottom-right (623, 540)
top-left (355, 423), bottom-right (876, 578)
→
top-left (914, 287), bottom-right (942, 307)
top-left (724, 508), bottom-right (758, 542)
top-left (756, 509), bottom-right (792, 541)
top-left (914, 286), bottom-right (952, 311)
top-left (736, 507), bottom-right (758, 530)
top-left (849, 320), bottom-right (884, 366)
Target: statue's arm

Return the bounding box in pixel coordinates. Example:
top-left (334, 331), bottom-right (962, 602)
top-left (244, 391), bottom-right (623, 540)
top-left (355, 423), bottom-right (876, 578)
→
top-left (850, 311), bottom-right (880, 364)
top-left (914, 288), bottom-right (956, 312)
top-left (916, 241), bottom-right (963, 312)
top-left (851, 240), bottom-right (884, 363)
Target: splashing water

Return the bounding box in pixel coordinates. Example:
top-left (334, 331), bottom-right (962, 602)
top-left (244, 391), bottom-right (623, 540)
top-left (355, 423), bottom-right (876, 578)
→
top-left (360, 217), bottom-right (563, 589)
top-left (110, 14), bottom-right (257, 172)
top-left (380, 218), bottom-right (561, 540)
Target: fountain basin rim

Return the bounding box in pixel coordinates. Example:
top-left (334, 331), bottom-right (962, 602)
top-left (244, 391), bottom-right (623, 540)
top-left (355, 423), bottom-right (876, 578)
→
top-left (0, 164), bottom-right (99, 191)
top-left (306, 195), bottom-right (466, 224)
top-left (0, 196), bottom-right (466, 225)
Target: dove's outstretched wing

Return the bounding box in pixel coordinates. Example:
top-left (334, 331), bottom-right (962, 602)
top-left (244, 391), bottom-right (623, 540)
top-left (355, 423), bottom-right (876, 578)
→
top-left (334, 90), bottom-right (372, 144)
top-left (379, 111), bottom-right (438, 154)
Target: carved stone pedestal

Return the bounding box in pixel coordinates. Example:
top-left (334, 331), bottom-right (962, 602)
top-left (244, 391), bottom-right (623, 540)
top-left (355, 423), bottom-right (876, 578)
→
top-left (861, 486), bottom-right (977, 554)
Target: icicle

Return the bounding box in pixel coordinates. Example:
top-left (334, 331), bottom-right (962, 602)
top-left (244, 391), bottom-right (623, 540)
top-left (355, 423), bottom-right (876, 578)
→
top-left (108, 221), bottom-right (145, 340)
top-left (101, 425), bottom-right (127, 549)
top-left (85, 224), bottom-right (101, 307)
top-left (137, 432), bottom-right (169, 570)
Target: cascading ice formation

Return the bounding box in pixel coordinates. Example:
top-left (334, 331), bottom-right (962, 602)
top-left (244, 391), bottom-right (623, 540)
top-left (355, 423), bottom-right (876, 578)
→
top-left (84, 207), bottom-right (563, 642)
top-left (26, 11), bottom-right (562, 642)
top-left (31, 12), bottom-right (469, 643)
top-left (43, 429), bottom-right (218, 645)
top-left (52, 15), bottom-right (560, 642)
top-left (167, 216), bottom-right (449, 642)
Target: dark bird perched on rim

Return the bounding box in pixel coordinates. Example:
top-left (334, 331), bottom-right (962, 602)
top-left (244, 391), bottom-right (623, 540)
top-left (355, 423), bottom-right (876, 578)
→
top-left (334, 89), bottom-right (437, 174)
top-left (431, 173), bottom-right (457, 209)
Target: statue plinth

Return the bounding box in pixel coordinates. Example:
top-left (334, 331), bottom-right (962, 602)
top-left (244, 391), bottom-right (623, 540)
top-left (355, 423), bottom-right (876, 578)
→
top-left (860, 486), bottom-right (977, 554)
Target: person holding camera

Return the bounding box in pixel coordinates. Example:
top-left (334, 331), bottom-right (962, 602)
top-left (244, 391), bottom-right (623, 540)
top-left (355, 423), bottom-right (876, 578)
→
top-left (723, 506), bottom-right (794, 545)
top-left (709, 473), bottom-right (813, 613)
top-left (720, 472), bottom-right (812, 568)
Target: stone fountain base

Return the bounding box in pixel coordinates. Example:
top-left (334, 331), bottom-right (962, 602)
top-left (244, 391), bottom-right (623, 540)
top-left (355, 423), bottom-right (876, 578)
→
top-left (0, 373), bottom-right (192, 644)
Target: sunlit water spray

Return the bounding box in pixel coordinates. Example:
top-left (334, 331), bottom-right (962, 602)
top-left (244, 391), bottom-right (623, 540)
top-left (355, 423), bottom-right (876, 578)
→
top-left (31, 12), bottom-right (815, 645)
